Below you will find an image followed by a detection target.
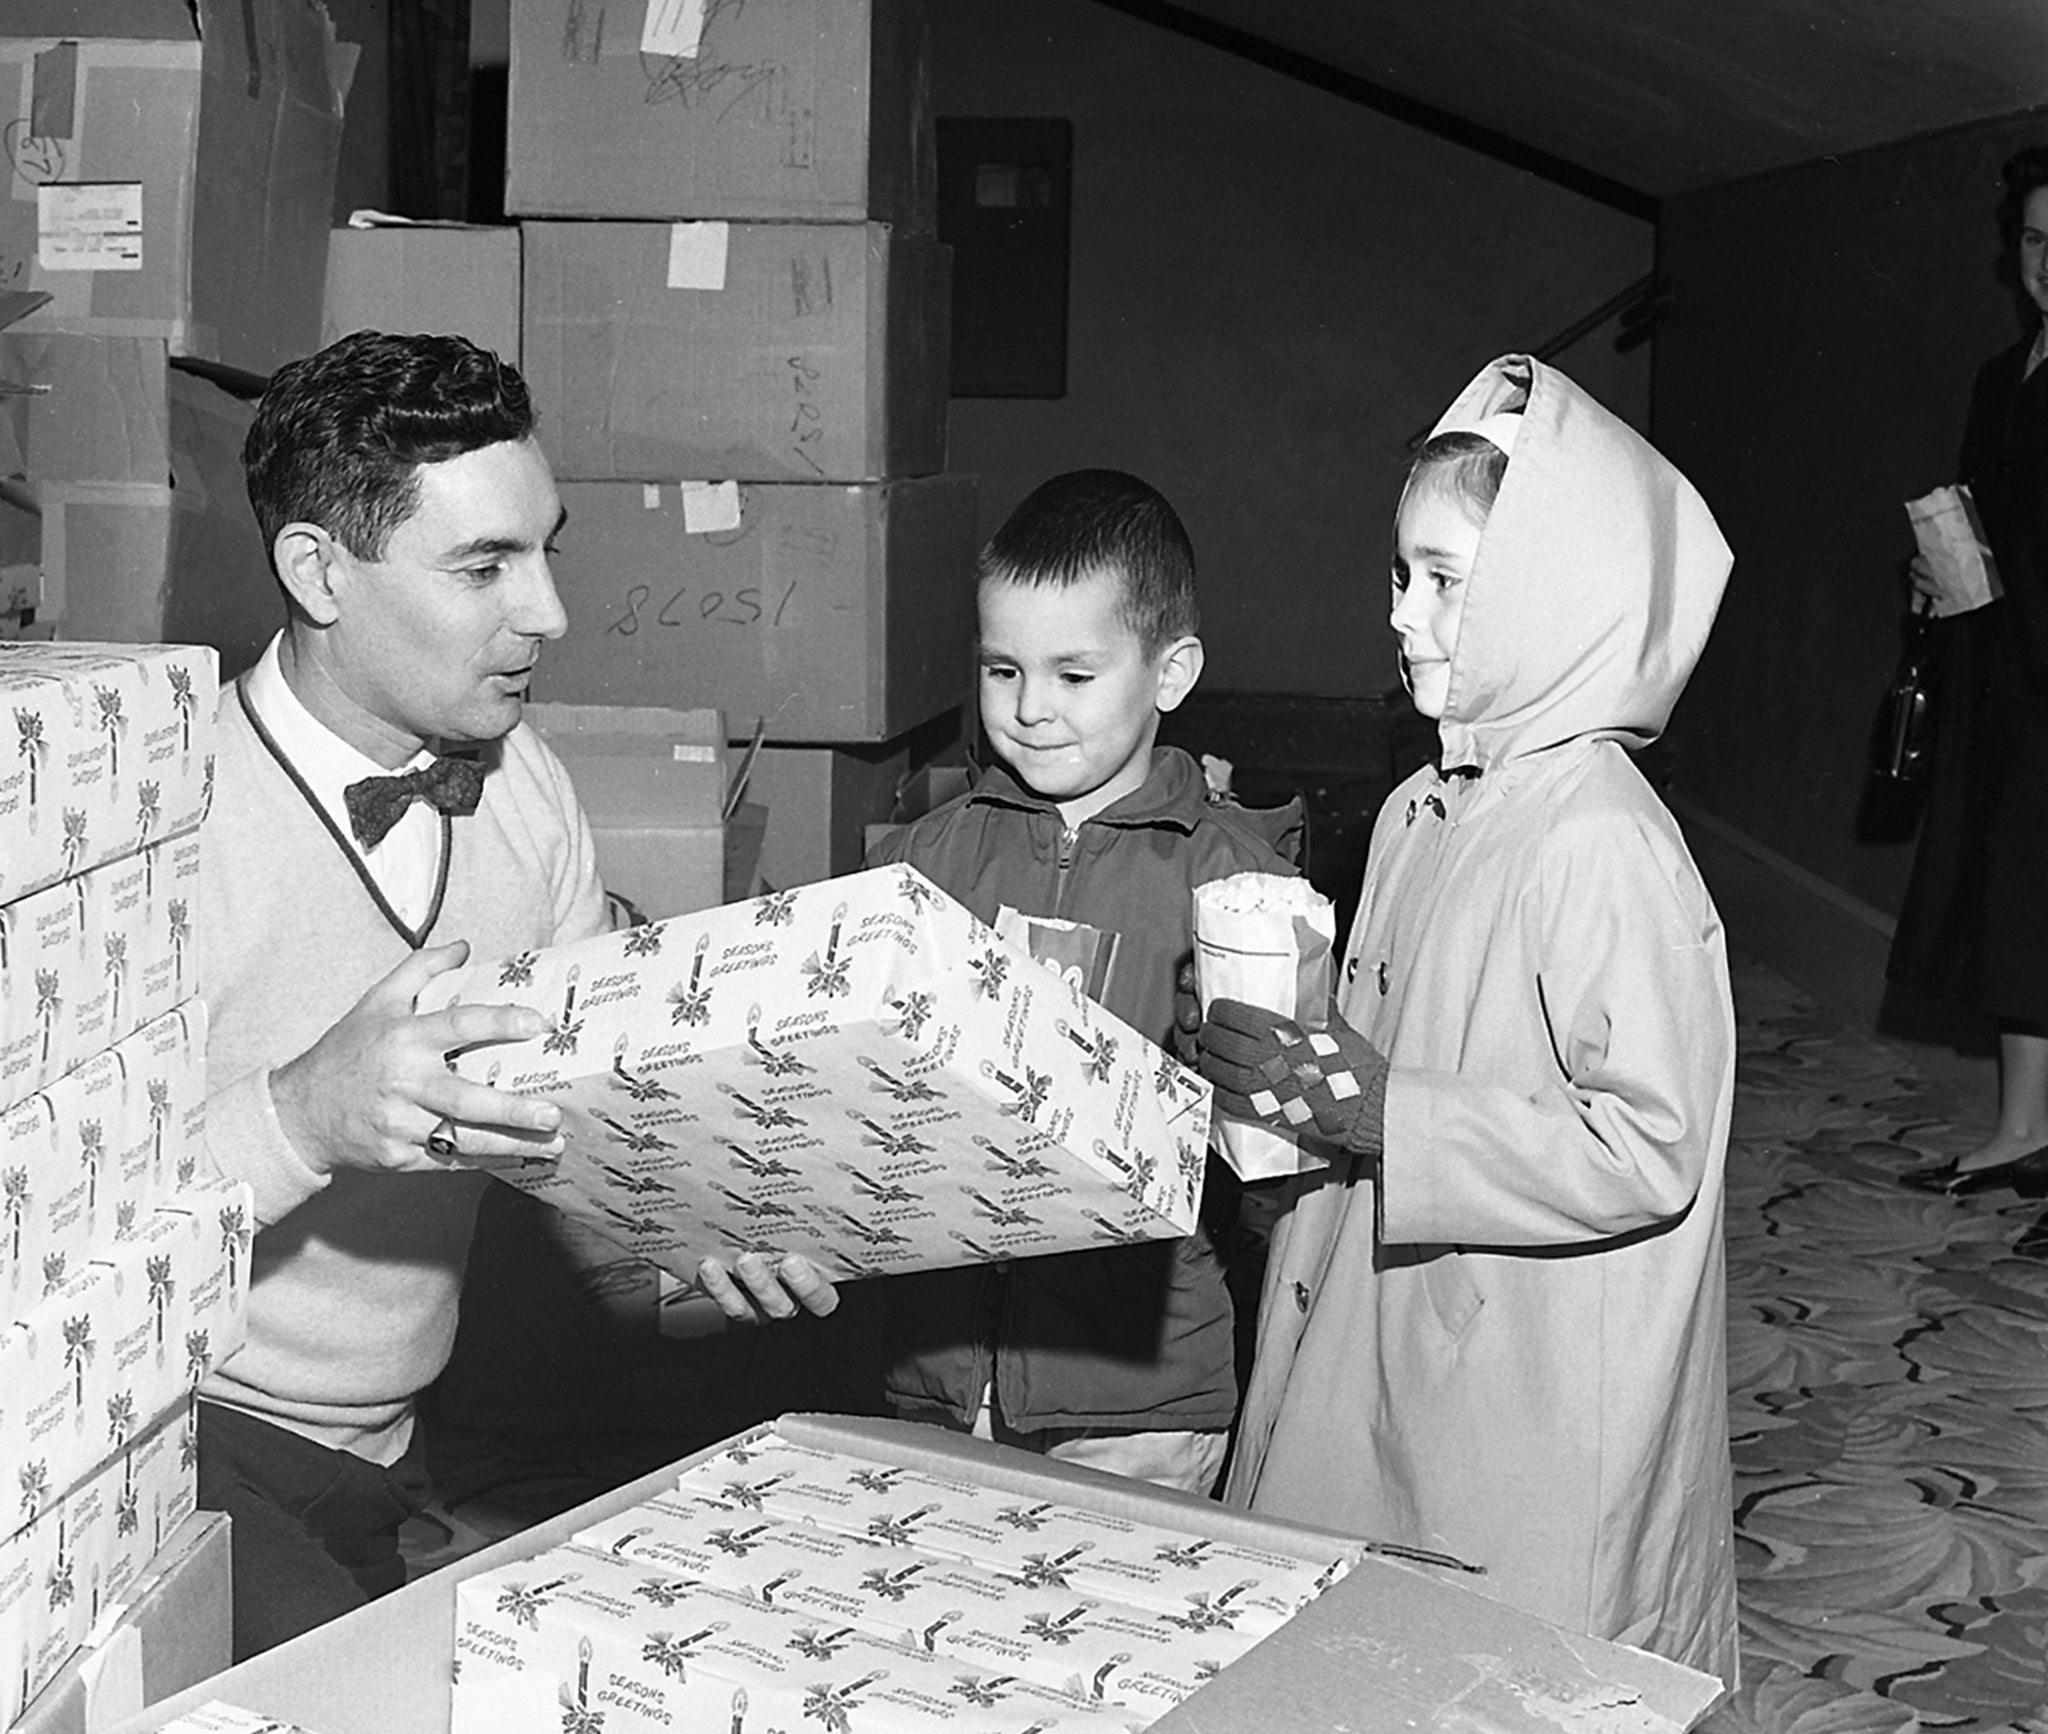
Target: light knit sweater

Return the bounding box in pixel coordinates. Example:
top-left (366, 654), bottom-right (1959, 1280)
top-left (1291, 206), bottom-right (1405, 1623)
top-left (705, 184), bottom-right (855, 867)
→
top-left (197, 689), bottom-right (606, 1462)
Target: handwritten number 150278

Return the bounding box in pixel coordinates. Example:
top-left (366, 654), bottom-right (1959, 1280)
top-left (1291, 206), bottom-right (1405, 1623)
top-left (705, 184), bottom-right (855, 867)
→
top-left (605, 578), bottom-right (800, 637)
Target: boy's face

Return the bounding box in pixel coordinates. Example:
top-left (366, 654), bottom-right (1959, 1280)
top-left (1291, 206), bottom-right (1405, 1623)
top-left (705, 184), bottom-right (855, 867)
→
top-left (977, 568), bottom-right (1191, 829)
top-left (1390, 475), bottom-right (1482, 721)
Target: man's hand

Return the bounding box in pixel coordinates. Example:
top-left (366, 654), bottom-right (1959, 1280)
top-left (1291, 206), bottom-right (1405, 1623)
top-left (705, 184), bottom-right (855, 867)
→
top-left (697, 1252), bottom-right (841, 1325)
top-left (1197, 997), bottom-right (1387, 1153)
top-left (268, 942), bottom-right (567, 1176)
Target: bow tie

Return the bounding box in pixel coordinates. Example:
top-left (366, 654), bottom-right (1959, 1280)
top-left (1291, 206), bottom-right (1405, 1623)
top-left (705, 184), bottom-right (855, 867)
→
top-left (343, 755), bottom-right (486, 850)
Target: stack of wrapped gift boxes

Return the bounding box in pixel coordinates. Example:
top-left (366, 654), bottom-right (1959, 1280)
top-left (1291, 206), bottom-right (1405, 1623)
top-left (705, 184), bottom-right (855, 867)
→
top-left (502, 0), bottom-right (981, 906)
top-left (0, 0), bottom-right (344, 670)
top-left (0, 643), bottom-right (251, 1728)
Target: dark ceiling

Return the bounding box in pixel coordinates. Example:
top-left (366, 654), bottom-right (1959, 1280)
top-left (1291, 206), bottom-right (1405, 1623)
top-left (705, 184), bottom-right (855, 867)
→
top-left (1099, 0), bottom-right (2048, 210)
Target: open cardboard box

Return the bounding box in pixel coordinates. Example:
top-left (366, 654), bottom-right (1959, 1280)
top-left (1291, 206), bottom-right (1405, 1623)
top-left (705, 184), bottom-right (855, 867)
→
top-left (105, 1416), bottom-right (1725, 1734)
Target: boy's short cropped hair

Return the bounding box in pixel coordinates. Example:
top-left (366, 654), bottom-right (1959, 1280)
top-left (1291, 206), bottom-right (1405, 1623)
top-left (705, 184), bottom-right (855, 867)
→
top-left (244, 329), bottom-right (538, 563)
top-left (977, 468), bottom-right (1199, 654)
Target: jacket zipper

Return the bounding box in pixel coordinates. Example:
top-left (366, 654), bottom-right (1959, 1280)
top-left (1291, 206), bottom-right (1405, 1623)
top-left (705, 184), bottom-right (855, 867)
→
top-left (1053, 825), bottom-right (1078, 917)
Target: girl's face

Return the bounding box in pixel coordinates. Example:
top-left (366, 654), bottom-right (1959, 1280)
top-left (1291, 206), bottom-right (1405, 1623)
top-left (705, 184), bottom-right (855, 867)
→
top-left (1391, 475), bottom-right (1484, 720)
top-left (2021, 185), bottom-right (2048, 320)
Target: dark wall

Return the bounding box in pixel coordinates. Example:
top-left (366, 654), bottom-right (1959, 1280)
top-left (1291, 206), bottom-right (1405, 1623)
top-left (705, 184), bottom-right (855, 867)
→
top-left (932, 0), bottom-right (1652, 697)
top-left (1658, 112), bottom-right (2048, 916)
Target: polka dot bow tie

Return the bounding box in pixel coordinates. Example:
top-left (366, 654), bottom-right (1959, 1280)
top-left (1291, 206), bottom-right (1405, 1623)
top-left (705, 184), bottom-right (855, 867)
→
top-left (343, 755), bottom-right (486, 850)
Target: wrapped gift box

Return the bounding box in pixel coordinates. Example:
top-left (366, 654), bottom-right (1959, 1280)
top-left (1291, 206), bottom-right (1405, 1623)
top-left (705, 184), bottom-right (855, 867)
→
top-left (3, 1002), bottom-right (209, 1320)
top-left (1, 1404), bottom-right (197, 1729)
top-left (573, 1491), bottom-right (1270, 1712)
top-left (94, 1414), bottom-right (1727, 1734)
top-left (666, 1432), bottom-right (1344, 1636)
top-left (452, 1543), bottom-right (1129, 1734)
top-left (1, 839), bottom-right (202, 1113)
top-left (418, 865), bottom-right (1211, 1284)
top-left (1, 1176), bottom-right (249, 1542)
top-left (12, 1511), bottom-right (227, 1734)
top-left (0, 645), bottom-right (216, 907)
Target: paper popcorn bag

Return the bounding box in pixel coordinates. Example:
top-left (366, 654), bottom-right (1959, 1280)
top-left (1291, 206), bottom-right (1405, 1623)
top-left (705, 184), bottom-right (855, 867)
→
top-left (1905, 484), bottom-right (2002, 617)
top-left (1190, 873), bottom-right (1337, 1181)
top-left (419, 866), bottom-right (1212, 1284)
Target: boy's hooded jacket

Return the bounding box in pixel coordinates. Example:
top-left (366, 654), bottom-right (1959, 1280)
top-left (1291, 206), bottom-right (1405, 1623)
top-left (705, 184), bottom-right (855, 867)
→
top-left (1225, 356), bottom-right (1740, 1682)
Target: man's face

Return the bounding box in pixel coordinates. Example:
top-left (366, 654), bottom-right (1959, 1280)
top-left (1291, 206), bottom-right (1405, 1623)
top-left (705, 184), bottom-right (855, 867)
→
top-left (318, 438), bottom-right (567, 763)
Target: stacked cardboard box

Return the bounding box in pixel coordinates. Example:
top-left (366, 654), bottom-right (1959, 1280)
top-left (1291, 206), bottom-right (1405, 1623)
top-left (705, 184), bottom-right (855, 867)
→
top-left (0, 0), bottom-right (344, 663)
top-left (506, 0), bottom-right (978, 895)
top-left (0, 644), bottom-right (252, 1728)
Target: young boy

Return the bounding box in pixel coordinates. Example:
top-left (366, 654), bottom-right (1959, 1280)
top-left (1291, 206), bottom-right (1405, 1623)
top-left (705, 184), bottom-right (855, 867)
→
top-left (1198, 356), bottom-right (1740, 1681)
top-left (868, 468), bottom-right (1293, 1494)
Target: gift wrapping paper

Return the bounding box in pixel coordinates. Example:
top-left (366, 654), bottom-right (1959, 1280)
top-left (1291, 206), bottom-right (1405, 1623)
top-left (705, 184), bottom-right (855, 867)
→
top-left (453, 1541), bottom-right (1139, 1734)
top-left (0, 643), bottom-right (216, 907)
top-left (0, 1402), bottom-right (196, 1728)
top-left (420, 866), bottom-right (1213, 1283)
top-left (671, 1433), bottom-right (1349, 1638)
top-left (0, 829), bottom-right (203, 1110)
top-left (0, 1175), bottom-right (249, 1544)
top-left (573, 1492), bottom-right (1253, 1715)
top-left (3, 1001), bottom-right (209, 1323)
top-left (157, 1708), bottom-right (327, 1734)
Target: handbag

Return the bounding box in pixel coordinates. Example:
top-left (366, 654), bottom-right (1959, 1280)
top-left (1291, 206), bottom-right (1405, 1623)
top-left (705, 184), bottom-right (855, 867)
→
top-left (1869, 596), bottom-right (1937, 784)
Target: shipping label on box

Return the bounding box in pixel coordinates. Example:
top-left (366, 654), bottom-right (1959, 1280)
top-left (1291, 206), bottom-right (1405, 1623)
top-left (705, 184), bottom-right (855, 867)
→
top-left (523, 221), bottom-right (950, 483)
top-left (0, 1175), bottom-right (249, 1542)
top-left (0, 643), bottom-right (216, 906)
top-left (574, 1493), bottom-right (1257, 1714)
top-left (668, 1433), bottom-right (1348, 1638)
top-left (0, 835), bottom-right (202, 1110)
top-left (533, 474), bottom-right (978, 743)
top-left (3, 1001), bottom-right (209, 1321)
top-left (505, 0), bottom-right (935, 228)
top-left (419, 866), bottom-right (1211, 1285)
top-left (453, 1542), bottom-right (1131, 1734)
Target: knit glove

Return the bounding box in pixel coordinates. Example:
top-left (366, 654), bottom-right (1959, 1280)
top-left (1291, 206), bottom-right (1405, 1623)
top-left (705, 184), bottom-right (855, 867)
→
top-left (1197, 997), bottom-right (1389, 1156)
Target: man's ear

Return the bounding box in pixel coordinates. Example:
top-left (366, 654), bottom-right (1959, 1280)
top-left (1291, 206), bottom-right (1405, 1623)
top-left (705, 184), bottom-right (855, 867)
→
top-left (273, 523), bottom-right (344, 626)
top-left (1154, 635), bottom-right (1204, 714)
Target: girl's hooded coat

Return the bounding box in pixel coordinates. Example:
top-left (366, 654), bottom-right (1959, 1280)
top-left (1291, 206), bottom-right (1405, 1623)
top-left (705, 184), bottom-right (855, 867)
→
top-left (1225, 356), bottom-right (1739, 1682)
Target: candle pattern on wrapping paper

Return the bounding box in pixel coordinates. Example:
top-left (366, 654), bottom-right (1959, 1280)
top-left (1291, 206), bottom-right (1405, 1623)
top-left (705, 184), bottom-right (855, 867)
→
top-left (1055, 1018), bottom-right (1117, 1086)
top-left (801, 904), bottom-right (852, 999)
top-left (974, 1136), bottom-right (1053, 1181)
top-left (721, 1139), bottom-right (801, 1180)
top-left (846, 1113), bottom-right (930, 1162)
top-left (670, 933), bottom-right (714, 1026)
top-left (856, 1054), bottom-right (938, 1102)
top-left (746, 1006), bottom-right (814, 1075)
top-left (833, 1163), bottom-right (916, 1206)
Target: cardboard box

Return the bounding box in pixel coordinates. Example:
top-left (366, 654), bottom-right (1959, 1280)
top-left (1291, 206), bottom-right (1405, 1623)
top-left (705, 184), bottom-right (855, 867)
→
top-left (321, 225), bottom-right (521, 365)
top-left (0, 644), bottom-right (216, 907)
top-left (522, 220), bottom-right (951, 484)
top-left (505, 0), bottom-right (935, 229)
top-left (0, 833), bottom-right (202, 1111)
top-left (416, 864), bottom-right (1212, 1284)
top-left (742, 738), bottom-right (918, 894)
top-left (0, 0), bottom-right (346, 378)
top-left (13, 1512), bottom-right (229, 1734)
top-left (532, 476), bottom-right (978, 743)
top-left (99, 1414), bottom-right (1726, 1734)
top-left (1, 1405), bottom-right (198, 1729)
top-left (527, 703), bottom-right (729, 922)
top-left (3, 1002), bottom-right (209, 1322)
top-left (1, 1176), bottom-right (250, 1544)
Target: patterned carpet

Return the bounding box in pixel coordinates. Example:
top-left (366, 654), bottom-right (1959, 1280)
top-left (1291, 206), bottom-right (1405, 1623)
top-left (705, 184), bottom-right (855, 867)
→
top-left (405, 953), bottom-right (2048, 1731)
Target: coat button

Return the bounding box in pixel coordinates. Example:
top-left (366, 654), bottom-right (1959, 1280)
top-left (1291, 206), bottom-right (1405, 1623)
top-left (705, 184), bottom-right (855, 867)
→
top-left (1293, 1281), bottom-right (1311, 1312)
top-left (1376, 961), bottom-right (1389, 994)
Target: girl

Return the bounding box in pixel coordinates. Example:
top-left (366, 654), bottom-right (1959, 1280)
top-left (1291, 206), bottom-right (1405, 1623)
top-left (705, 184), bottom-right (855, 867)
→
top-left (1199, 355), bottom-right (1739, 1681)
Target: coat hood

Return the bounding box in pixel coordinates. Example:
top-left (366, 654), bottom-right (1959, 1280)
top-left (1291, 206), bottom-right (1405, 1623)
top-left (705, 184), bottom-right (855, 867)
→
top-left (1425, 356), bottom-right (1732, 772)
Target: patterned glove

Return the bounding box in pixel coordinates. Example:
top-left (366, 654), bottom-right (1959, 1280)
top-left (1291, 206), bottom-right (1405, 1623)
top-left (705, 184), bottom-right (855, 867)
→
top-left (1197, 997), bottom-right (1389, 1156)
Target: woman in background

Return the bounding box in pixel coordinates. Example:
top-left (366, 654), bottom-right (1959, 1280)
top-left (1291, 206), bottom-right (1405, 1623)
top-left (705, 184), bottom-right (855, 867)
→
top-left (1895, 146), bottom-right (2048, 1199)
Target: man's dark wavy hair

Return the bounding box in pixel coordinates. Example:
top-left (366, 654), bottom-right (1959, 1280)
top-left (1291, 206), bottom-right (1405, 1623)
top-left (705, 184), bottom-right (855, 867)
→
top-left (244, 330), bottom-right (537, 562)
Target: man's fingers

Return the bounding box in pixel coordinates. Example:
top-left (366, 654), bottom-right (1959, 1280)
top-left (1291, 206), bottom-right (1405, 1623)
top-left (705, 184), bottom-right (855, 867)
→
top-left (430, 999), bottom-right (556, 1053)
top-left (430, 1080), bottom-right (564, 1139)
top-left (774, 1255), bottom-right (840, 1317)
top-left (698, 1255), bottom-right (774, 1324)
